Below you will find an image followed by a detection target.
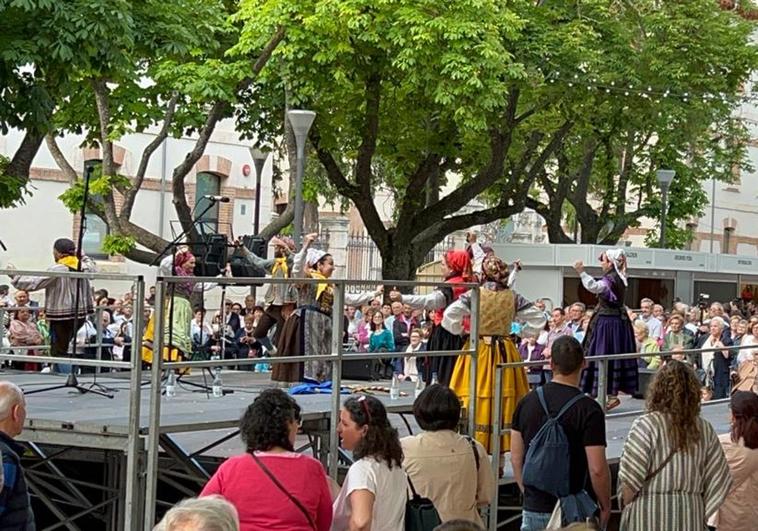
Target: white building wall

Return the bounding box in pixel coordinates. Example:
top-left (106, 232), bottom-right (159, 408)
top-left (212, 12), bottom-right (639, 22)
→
top-left (0, 119), bottom-right (275, 295)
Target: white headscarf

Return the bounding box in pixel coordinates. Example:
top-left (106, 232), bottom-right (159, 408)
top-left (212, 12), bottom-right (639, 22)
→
top-left (306, 248), bottom-right (327, 268)
top-left (604, 248), bottom-right (628, 287)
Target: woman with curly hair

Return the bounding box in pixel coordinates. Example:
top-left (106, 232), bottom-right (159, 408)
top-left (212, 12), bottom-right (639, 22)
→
top-left (332, 395), bottom-right (406, 531)
top-left (708, 391), bottom-right (758, 531)
top-left (200, 389), bottom-right (332, 531)
top-left (618, 361), bottom-right (731, 530)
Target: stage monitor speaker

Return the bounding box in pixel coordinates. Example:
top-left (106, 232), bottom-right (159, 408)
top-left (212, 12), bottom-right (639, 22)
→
top-left (193, 234), bottom-right (228, 277)
top-left (229, 235), bottom-right (267, 285)
top-left (242, 235), bottom-right (267, 259)
top-left (341, 357), bottom-right (383, 381)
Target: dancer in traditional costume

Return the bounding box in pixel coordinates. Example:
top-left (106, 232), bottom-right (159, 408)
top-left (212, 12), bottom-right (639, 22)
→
top-left (391, 249), bottom-right (473, 385)
top-left (142, 248), bottom-right (223, 365)
top-left (574, 249), bottom-right (638, 411)
top-left (443, 255), bottom-right (545, 455)
top-left (238, 236), bottom-right (298, 348)
top-left (272, 233), bottom-right (380, 383)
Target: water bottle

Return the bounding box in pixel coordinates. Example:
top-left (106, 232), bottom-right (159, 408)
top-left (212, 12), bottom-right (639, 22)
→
top-left (212, 369), bottom-right (223, 398)
top-left (431, 371), bottom-right (439, 386)
top-left (390, 373), bottom-right (400, 400)
top-left (414, 377), bottom-right (425, 398)
top-left (166, 371), bottom-right (176, 398)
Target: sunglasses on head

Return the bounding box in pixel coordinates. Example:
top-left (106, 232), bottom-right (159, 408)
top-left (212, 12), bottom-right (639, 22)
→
top-left (357, 395), bottom-right (371, 423)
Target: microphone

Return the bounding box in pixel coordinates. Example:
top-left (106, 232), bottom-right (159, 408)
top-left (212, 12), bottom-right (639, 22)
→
top-left (203, 195), bottom-right (231, 203)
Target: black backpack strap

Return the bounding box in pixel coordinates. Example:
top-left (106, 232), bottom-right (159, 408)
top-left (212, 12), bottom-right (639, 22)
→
top-left (406, 474), bottom-right (420, 499)
top-left (465, 436), bottom-right (480, 470)
top-left (250, 452), bottom-right (316, 530)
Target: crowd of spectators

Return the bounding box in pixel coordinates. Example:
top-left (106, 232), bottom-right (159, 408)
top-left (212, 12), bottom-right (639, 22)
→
top-left (510, 293), bottom-right (758, 401)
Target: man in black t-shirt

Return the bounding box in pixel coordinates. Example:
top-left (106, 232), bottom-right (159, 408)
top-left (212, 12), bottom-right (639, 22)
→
top-left (511, 335), bottom-right (611, 530)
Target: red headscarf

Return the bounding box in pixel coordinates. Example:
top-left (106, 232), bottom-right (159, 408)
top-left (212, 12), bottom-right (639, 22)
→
top-left (444, 250), bottom-right (472, 281)
top-left (174, 251), bottom-right (195, 277)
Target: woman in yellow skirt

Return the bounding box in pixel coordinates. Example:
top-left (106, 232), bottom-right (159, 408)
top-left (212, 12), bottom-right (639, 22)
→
top-left (444, 255), bottom-right (546, 458)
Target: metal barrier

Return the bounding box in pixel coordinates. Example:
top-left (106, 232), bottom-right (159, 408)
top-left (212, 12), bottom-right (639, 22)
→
top-left (0, 267), bottom-right (146, 531)
top-left (488, 342), bottom-right (757, 531)
top-left (144, 274), bottom-right (480, 528)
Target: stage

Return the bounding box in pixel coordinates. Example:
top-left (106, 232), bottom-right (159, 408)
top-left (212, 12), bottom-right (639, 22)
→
top-left (8, 370), bottom-right (731, 530)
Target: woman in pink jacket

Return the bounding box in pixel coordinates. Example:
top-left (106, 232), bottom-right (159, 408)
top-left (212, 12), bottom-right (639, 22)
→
top-left (708, 391), bottom-right (758, 531)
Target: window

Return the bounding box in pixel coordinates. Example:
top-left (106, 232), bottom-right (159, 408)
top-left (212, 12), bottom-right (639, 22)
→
top-left (194, 172), bottom-right (221, 234)
top-left (81, 159), bottom-right (110, 259)
top-left (723, 227), bottom-right (735, 255)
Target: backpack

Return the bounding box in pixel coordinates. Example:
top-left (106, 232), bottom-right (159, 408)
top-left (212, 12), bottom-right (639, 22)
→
top-left (521, 386), bottom-right (587, 497)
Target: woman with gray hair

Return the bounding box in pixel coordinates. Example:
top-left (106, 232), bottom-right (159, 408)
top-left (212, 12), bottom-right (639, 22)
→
top-left (153, 495), bottom-right (239, 531)
top-left (698, 316), bottom-right (734, 400)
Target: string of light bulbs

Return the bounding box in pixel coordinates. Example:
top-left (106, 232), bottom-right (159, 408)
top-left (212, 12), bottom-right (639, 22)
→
top-left (539, 71), bottom-right (757, 105)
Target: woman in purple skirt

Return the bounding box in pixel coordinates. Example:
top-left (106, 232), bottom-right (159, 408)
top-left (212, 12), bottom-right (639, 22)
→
top-left (573, 249), bottom-right (638, 411)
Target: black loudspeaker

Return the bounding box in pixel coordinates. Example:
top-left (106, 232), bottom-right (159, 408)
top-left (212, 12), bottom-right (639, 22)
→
top-left (228, 235), bottom-right (267, 285)
top-left (242, 235), bottom-right (267, 259)
top-left (193, 234), bottom-right (228, 277)
top-left (341, 357), bottom-right (383, 381)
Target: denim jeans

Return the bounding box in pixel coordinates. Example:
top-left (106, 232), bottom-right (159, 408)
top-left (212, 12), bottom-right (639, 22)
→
top-left (521, 510), bottom-right (552, 531)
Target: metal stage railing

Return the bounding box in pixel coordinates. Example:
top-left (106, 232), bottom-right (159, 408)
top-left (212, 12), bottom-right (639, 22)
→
top-left (144, 274), bottom-right (480, 529)
top-left (488, 342), bottom-right (757, 531)
top-left (0, 267), bottom-right (146, 531)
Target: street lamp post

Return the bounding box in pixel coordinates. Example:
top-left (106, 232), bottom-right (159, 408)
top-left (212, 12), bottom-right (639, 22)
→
top-left (249, 147), bottom-right (270, 235)
top-left (286, 110), bottom-right (317, 247)
top-left (656, 169), bottom-right (676, 249)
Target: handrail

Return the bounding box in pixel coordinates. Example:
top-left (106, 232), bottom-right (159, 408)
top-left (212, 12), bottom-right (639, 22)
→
top-left (143, 275), bottom-right (482, 527)
top-left (497, 342), bottom-right (757, 369)
top-left (487, 345), bottom-right (746, 531)
top-left (157, 274), bottom-right (480, 288)
top-left (0, 268), bottom-right (143, 281)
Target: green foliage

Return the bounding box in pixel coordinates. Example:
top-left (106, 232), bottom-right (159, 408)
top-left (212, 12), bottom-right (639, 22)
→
top-left (0, 155), bottom-right (31, 208)
top-left (233, 0), bottom-right (758, 266)
top-left (102, 234), bottom-right (136, 255)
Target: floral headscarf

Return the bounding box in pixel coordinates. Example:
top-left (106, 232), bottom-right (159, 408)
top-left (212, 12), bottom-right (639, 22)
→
top-left (481, 255), bottom-right (510, 288)
top-left (174, 251), bottom-right (195, 277)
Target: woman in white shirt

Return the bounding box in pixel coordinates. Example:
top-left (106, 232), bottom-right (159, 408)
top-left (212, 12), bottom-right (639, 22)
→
top-left (333, 395), bottom-right (406, 531)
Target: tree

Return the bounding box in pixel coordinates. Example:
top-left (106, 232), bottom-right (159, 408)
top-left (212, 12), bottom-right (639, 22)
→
top-left (521, 0), bottom-right (756, 247)
top-left (237, 0), bottom-right (757, 281)
top-left (236, 0), bottom-right (577, 280)
top-left (36, 1), bottom-right (286, 263)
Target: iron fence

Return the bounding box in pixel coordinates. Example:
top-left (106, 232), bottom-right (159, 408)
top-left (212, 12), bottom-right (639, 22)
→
top-left (344, 232), bottom-right (455, 293)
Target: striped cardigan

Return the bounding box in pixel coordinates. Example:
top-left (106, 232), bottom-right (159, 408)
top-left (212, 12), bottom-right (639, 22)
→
top-left (11, 257), bottom-right (96, 321)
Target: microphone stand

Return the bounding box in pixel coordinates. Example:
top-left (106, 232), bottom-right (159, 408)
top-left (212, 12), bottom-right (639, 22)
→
top-left (26, 165), bottom-right (113, 398)
top-left (147, 199), bottom-right (224, 395)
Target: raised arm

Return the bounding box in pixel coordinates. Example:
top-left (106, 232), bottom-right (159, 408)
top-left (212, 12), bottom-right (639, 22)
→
top-left (398, 290), bottom-right (447, 311)
top-left (514, 292), bottom-right (548, 336)
top-left (239, 246), bottom-right (275, 272)
top-left (579, 272), bottom-right (609, 296)
top-left (291, 233), bottom-right (318, 278)
top-left (442, 291), bottom-right (472, 336)
top-left (159, 254), bottom-right (175, 277)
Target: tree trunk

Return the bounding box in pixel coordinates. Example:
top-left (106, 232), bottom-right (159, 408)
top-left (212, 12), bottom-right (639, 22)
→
top-left (6, 131), bottom-right (44, 182)
top-left (379, 245), bottom-right (419, 285)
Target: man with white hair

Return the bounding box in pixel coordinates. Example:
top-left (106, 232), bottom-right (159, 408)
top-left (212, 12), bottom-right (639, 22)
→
top-left (0, 381), bottom-right (34, 529)
top-left (153, 495), bottom-right (239, 531)
top-left (639, 298), bottom-right (663, 344)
